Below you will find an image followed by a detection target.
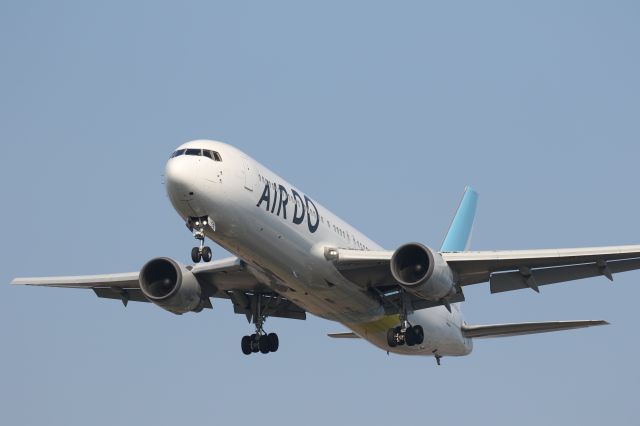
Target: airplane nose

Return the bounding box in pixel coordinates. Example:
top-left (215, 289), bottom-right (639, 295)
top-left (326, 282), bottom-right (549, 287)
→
top-left (165, 157), bottom-right (197, 202)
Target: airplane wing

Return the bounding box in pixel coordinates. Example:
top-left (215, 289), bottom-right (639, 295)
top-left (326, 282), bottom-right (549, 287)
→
top-left (332, 244), bottom-right (640, 298)
top-left (11, 257), bottom-right (306, 320)
top-left (442, 245), bottom-right (640, 290)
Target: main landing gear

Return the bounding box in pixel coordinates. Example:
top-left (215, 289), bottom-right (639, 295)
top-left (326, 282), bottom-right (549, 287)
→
top-left (386, 323), bottom-right (424, 348)
top-left (386, 291), bottom-right (425, 348)
top-left (188, 216), bottom-right (212, 263)
top-left (241, 294), bottom-right (280, 355)
top-left (241, 333), bottom-right (279, 355)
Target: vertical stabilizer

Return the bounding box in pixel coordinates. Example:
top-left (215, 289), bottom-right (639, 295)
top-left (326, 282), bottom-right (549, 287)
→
top-left (441, 187), bottom-right (478, 252)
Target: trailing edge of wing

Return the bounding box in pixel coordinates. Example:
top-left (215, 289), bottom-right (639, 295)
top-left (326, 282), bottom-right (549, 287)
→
top-left (461, 320), bottom-right (608, 339)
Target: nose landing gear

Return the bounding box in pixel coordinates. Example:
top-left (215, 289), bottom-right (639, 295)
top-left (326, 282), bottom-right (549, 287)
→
top-left (188, 216), bottom-right (213, 263)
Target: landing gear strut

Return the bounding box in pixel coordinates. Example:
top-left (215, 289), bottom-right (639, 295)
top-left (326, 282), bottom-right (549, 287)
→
top-left (241, 294), bottom-right (279, 355)
top-left (386, 291), bottom-right (425, 348)
top-left (188, 216), bottom-right (213, 263)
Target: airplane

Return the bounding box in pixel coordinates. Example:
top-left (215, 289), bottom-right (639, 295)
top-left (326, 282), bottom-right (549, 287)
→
top-left (12, 139), bottom-right (640, 364)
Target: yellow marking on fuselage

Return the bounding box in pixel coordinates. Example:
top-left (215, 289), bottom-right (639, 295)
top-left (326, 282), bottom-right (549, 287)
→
top-left (346, 314), bottom-right (400, 337)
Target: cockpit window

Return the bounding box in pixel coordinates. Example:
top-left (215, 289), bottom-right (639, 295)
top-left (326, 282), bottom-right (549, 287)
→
top-left (203, 150), bottom-right (222, 161)
top-left (171, 148), bottom-right (222, 161)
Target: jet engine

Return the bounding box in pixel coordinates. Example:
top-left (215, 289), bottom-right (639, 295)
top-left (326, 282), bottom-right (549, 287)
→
top-left (139, 257), bottom-right (206, 314)
top-left (390, 243), bottom-right (456, 301)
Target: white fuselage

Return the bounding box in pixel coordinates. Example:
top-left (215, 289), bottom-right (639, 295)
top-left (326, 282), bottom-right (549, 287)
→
top-left (165, 140), bottom-right (472, 357)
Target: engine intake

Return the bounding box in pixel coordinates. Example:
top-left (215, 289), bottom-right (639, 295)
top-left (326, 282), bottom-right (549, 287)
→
top-left (390, 243), bottom-right (456, 301)
top-left (139, 257), bottom-right (205, 314)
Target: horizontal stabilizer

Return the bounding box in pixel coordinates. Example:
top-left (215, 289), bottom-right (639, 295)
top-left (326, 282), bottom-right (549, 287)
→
top-left (461, 320), bottom-right (608, 339)
top-left (328, 332), bottom-right (360, 339)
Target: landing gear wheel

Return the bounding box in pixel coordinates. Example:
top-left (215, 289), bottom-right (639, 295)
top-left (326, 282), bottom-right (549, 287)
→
top-left (387, 328), bottom-right (398, 347)
top-left (406, 327), bottom-right (416, 346)
top-left (267, 333), bottom-right (279, 352)
top-left (394, 326), bottom-right (404, 346)
top-left (413, 325), bottom-right (424, 345)
top-left (191, 247), bottom-right (201, 263)
top-left (241, 336), bottom-right (252, 355)
top-left (250, 334), bottom-right (260, 353)
top-left (259, 335), bottom-right (271, 354)
top-left (201, 246), bottom-right (212, 262)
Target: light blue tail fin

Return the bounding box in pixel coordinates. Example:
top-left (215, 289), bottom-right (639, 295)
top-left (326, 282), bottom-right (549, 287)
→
top-left (441, 187), bottom-right (478, 252)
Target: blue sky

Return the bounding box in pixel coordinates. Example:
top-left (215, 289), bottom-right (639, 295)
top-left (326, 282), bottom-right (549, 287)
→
top-left (1, 1), bottom-right (639, 425)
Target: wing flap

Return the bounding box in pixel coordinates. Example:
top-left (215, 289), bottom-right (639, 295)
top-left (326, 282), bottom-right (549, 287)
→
top-left (230, 293), bottom-right (306, 320)
top-left (461, 320), bottom-right (608, 339)
top-left (93, 288), bottom-right (149, 303)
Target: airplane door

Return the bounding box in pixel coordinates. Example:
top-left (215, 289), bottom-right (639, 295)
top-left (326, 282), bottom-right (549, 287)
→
top-left (242, 158), bottom-right (255, 191)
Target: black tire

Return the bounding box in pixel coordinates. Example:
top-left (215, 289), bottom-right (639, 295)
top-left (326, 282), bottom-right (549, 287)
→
top-left (250, 334), bottom-right (260, 352)
top-left (267, 333), bottom-right (279, 352)
top-left (259, 335), bottom-right (270, 354)
top-left (405, 327), bottom-right (416, 346)
top-left (386, 328), bottom-right (397, 347)
top-left (241, 335), bottom-right (252, 355)
top-left (413, 325), bottom-right (424, 345)
top-left (394, 326), bottom-right (404, 346)
top-left (201, 246), bottom-right (212, 262)
top-left (191, 247), bottom-right (201, 263)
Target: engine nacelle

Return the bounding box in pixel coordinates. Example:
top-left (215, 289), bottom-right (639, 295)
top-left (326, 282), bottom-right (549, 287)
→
top-left (139, 257), bottom-right (205, 314)
top-left (390, 243), bottom-right (456, 301)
